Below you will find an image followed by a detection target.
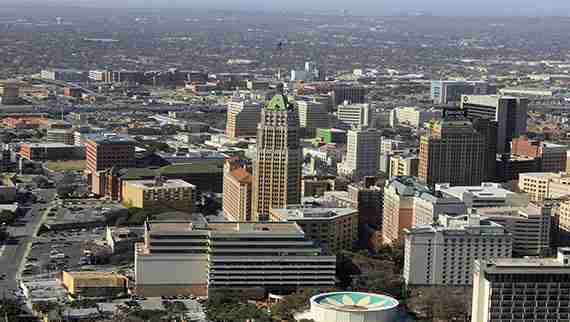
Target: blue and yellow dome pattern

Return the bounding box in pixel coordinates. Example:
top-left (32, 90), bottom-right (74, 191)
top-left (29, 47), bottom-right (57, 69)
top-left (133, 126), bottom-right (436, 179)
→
top-left (314, 292), bottom-right (398, 311)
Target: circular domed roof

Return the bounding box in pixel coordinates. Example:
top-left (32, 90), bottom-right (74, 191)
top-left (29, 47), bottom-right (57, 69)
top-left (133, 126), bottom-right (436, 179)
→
top-left (311, 292), bottom-right (399, 312)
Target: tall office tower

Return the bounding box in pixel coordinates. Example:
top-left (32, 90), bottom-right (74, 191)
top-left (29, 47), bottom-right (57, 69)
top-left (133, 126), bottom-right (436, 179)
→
top-left (419, 110), bottom-right (487, 187)
top-left (472, 248), bottom-right (570, 322)
top-left (460, 95), bottom-right (528, 154)
top-left (226, 96), bottom-right (261, 138)
top-left (252, 88), bottom-right (302, 221)
top-left (381, 176), bottom-right (431, 245)
top-left (331, 83), bottom-right (366, 108)
top-left (337, 103), bottom-right (373, 128)
top-left (472, 118), bottom-right (498, 181)
top-left (404, 214), bottom-right (512, 287)
top-left (512, 137), bottom-right (568, 173)
top-left (222, 168), bottom-right (253, 222)
top-left (86, 134), bottom-right (136, 195)
top-left (338, 128), bottom-right (381, 180)
top-left (296, 100), bottom-right (330, 137)
top-left (430, 80), bottom-right (495, 104)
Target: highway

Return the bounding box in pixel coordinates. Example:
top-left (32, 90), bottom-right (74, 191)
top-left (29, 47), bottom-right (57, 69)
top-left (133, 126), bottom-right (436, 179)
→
top-left (0, 189), bottom-right (56, 298)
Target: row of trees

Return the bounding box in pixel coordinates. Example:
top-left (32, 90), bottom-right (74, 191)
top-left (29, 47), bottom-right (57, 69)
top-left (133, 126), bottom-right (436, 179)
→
top-left (205, 293), bottom-right (271, 322)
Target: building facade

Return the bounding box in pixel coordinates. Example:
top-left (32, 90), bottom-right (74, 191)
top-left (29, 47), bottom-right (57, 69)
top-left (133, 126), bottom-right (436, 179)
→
top-left (460, 95), bottom-right (528, 154)
top-left (135, 221), bottom-right (336, 298)
top-left (20, 143), bottom-right (84, 161)
top-left (121, 178), bottom-right (196, 212)
top-left (381, 177), bottom-right (431, 245)
top-left (222, 168), bottom-right (253, 221)
top-left (390, 106), bottom-right (441, 128)
top-left (477, 203), bottom-right (554, 256)
top-left (471, 248), bottom-right (570, 322)
top-left (431, 80), bottom-right (494, 104)
top-left (404, 214), bottom-right (512, 287)
top-left (337, 103), bottom-right (373, 128)
top-left (338, 128), bottom-right (380, 180)
top-left (518, 172), bottom-right (570, 201)
top-left (226, 96), bottom-right (261, 138)
top-left (297, 100), bottom-right (330, 137)
top-left (419, 110), bottom-right (487, 186)
top-left (389, 153), bottom-right (419, 178)
top-left (436, 182), bottom-right (529, 209)
top-left (512, 137), bottom-right (568, 173)
top-left (269, 205), bottom-right (358, 255)
top-left (332, 84), bottom-right (366, 108)
top-left (252, 91), bottom-right (302, 221)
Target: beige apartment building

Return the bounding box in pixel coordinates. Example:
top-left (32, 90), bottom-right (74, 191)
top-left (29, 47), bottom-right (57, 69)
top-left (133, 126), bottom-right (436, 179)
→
top-left (270, 205), bottom-right (358, 255)
top-left (122, 178), bottom-right (196, 212)
top-left (222, 168), bottom-right (253, 221)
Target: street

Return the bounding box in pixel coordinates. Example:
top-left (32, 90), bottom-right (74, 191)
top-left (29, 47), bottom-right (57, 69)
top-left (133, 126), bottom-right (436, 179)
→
top-left (0, 188), bottom-right (56, 298)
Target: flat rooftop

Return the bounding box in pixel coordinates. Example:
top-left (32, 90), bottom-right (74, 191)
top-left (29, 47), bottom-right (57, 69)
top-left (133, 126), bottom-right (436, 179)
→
top-left (271, 206), bottom-right (357, 220)
top-left (87, 133), bottom-right (135, 144)
top-left (24, 143), bottom-right (77, 148)
top-left (436, 182), bottom-right (514, 199)
top-left (208, 222), bottom-right (302, 234)
top-left (125, 179), bottom-right (195, 190)
top-left (478, 258), bottom-right (570, 275)
top-left (148, 222), bottom-right (194, 233)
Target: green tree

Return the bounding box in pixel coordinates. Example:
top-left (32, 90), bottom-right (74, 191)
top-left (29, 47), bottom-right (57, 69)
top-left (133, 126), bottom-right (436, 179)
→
top-left (206, 293), bottom-right (269, 322)
top-left (271, 289), bottom-right (323, 321)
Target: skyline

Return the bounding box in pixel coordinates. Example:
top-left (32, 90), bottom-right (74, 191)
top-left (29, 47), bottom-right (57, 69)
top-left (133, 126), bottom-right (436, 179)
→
top-left (3, 0), bottom-right (570, 17)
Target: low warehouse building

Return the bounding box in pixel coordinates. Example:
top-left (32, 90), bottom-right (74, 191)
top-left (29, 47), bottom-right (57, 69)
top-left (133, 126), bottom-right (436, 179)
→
top-left (62, 271), bottom-right (128, 298)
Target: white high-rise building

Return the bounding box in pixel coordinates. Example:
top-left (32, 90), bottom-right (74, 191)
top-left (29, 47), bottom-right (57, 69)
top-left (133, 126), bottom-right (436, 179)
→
top-left (403, 214), bottom-right (512, 287)
top-left (337, 103), bottom-right (373, 128)
top-left (338, 128), bottom-right (380, 180)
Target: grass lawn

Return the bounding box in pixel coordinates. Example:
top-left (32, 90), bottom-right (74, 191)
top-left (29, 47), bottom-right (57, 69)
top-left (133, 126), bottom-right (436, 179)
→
top-left (45, 160), bottom-right (86, 172)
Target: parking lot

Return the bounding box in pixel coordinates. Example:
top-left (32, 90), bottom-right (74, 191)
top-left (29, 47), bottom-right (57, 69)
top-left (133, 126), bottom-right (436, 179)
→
top-left (43, 198), bottom-right (125, 230)
top-left (24, 227), bottom-right (106, 277)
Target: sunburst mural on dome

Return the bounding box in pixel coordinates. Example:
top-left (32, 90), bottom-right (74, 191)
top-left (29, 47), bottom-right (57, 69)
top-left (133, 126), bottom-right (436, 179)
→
top-left (314, 292), bottom-right (399, 310)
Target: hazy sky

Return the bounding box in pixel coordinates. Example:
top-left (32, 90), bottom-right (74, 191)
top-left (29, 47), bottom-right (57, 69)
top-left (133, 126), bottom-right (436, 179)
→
top-left (12, 0), bottom-right (570, 16)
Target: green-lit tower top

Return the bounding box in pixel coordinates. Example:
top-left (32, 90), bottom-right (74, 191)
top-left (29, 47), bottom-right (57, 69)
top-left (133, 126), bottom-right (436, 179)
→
top-left (266, 83), bottom-right (294, 111)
